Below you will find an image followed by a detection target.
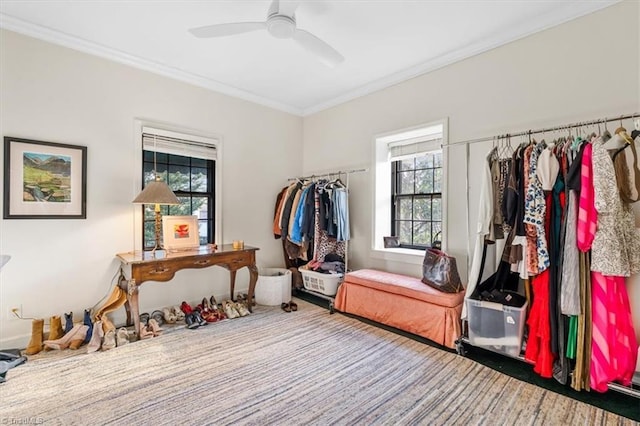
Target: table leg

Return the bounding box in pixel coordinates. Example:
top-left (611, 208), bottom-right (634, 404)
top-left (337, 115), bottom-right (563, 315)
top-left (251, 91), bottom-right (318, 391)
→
top-left (229, 270), bottom-right (237, 300)
top-left (118, 278), bottom-right (132, 326)
top-left (247, 264), bottom-right (258, 313)
top-left (126, 280), bottom-right (141, 341)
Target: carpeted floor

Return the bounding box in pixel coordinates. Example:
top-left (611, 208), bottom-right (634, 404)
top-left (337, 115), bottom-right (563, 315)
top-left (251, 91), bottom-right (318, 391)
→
top-left (1, 299), bottom-right (637, 425)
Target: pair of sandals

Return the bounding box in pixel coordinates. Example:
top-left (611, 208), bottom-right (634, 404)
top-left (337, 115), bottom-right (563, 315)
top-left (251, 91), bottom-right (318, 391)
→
top-left (223, 299), bottom-right (250, 319)
top-left (161, 306), bottom-right (186, 324)
top-left (140, 311), bottom-right (166, 327)
top-left (196, 297), bottom-right (227, 323)
top-left (281, 301), bottom-right (298, 313)
top-left (138, 314), bottom-right (163, 339)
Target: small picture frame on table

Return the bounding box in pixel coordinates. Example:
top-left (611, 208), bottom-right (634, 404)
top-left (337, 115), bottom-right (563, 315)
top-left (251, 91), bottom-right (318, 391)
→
top-left (162, 215), bottom-right (200, 251)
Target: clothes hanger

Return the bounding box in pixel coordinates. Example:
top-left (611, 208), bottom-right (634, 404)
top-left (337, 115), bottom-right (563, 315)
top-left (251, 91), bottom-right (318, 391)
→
top-left (630, 114), bottom-right (640, 140)
top-left (601, 118), bottom-right (612, 142)
top-left (614, 116), bottom-right (633, 144)
top-left (570, 125), bottom-right (583, 150)
top-left (612, 117), bottom-right (636, 159)
top-left (497, 134), bottom-right (509, 159)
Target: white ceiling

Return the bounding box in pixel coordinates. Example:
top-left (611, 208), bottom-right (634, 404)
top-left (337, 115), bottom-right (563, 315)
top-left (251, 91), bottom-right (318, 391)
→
top-left (0, 0), bottom-right (619, 116)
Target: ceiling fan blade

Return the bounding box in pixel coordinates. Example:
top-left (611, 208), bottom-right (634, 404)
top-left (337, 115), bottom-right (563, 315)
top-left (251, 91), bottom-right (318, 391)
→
top-left (189, 22), bottom-right (266, 38)
top-left (292, 29), bottom-right (344, 68)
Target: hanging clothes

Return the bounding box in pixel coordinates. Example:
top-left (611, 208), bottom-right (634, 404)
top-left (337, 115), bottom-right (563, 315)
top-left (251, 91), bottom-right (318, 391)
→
top-left (463, 147), bottom-right (498, 319)
top-left (464, 119), bottom-right (639, 392)
top-left (273, 185), bottom-right (288, 238)
top-left (591, 139), bottom-right (640, 276)
top-left (313, 181), bottom-right (346, 263)
top-left (577, 144), bottom-right (596, 252)
top-left (273, 177), bottom-right (350, 266)
top-left (589, 138), bottom-right (639, 392)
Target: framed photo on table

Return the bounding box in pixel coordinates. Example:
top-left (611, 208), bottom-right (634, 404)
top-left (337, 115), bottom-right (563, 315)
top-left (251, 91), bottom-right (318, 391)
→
top-left (162, 215), bottom-right (200, 251)
top-left (3, 137), bottom-right (87, 219)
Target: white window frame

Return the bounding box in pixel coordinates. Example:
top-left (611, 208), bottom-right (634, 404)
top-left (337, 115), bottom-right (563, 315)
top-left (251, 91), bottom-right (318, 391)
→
top-left (132, 119), bottom-right (223, 251)
top-left (371, 118), bottom-right (448, 264)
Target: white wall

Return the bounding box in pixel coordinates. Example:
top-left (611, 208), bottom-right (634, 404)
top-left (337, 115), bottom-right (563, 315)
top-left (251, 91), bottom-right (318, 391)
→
top-left (0, 30), bottom-right (303, 347)
top-left (303, 0), bottom-right (640, 352)
top-left (1, 1), bottom-right (639, 360)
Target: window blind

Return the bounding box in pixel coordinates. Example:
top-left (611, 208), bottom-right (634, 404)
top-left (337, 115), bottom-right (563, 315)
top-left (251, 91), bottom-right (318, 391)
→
top-left (142, 126), bottom-right (217, 160)
top-left (388, 136), bottom-right (442, 162)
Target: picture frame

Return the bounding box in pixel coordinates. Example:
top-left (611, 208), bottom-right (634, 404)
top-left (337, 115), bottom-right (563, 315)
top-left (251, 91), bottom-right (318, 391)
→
top-left (162, 215), bottom-right (200, 251)
top-left (3, 137), bottom-right (87, 219)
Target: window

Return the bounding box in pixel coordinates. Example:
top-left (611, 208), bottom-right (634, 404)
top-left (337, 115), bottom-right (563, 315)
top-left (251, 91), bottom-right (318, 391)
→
top-left (391, 150), bottom-right (443, 248)
top-left (373, 119), bottom-right (447, 256)
top-left (141, 127), bottom-right (218, 250)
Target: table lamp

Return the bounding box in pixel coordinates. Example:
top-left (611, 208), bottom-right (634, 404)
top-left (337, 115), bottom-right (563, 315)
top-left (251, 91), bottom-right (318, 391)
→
top-left (132, 177), bottom-right (180, 252)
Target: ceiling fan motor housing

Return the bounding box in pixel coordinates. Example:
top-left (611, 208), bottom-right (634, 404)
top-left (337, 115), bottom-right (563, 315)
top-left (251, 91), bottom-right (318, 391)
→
top-left (267, 15), bottom-right (296, 39)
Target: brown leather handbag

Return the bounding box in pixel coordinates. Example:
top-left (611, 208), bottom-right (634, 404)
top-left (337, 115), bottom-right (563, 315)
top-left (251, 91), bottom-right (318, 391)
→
top-left (421, 248), bottom-right (463, 293)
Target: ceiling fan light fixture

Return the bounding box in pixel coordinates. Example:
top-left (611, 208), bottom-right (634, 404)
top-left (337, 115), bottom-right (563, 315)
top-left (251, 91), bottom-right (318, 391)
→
top-left (267, 15), bottom-right (296, 39)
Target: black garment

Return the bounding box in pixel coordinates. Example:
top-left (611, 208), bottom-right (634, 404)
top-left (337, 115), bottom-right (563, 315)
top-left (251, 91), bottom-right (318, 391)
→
top-left (326, 189), bottom-right (337, 238)
top-left (318, 186), bottom-right (331, 231)
top-left (301, 183), bottom-right (316, 242)
top-left (566, 142), bottom-right (586, 192)
top-left (514, 145), bottom-right (528, 237)
top-left (502, 150), bottom-right (520, 228)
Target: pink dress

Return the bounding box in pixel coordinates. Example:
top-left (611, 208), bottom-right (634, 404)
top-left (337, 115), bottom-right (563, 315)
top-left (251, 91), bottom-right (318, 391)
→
top-left (588, 139), bottom-right (639, 392)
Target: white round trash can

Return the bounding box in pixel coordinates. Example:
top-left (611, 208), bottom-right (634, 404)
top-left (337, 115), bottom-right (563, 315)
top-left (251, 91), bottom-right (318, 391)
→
top-left (255, 268), bottom-right (292, 306)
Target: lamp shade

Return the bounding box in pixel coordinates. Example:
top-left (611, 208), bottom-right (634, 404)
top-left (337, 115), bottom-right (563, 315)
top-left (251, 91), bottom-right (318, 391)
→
top-left (132, 179), bottom-right (180, 205)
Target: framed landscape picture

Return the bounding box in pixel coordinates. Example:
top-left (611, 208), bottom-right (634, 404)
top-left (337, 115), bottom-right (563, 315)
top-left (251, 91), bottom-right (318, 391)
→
top-left (162, 215), bottom-right (200, 251)
top-left (3, 137), bottom-right (87, 219)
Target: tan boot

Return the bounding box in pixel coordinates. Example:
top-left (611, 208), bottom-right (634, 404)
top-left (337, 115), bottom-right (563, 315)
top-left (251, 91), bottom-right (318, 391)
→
top-left (24, 318), bottom-right (44, 355)
top-left (44, 315), bottom-right (64, 351)
top-left (101, 314), bottom-right (116, 334)
top-left (43, 323), bottom-right (86, 350)
top-left (69, 326), bottom-right (88, 350)
top-left (94, 287), bottom-right (127, 321)
top-left (86, 320), bottom-right (103, 354)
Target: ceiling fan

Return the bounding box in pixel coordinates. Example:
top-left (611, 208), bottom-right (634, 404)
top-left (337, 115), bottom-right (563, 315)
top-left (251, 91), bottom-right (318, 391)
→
top-left (188, 0), bottom-right (344, 68)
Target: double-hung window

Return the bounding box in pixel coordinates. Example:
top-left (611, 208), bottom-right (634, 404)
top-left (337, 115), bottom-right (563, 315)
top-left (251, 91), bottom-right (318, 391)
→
top-left (391, 148), bottom-right (443, 248)
top-left (373, 119), bottom-right (447, 254)
top-left (141, 127), bottom-right (217, 250)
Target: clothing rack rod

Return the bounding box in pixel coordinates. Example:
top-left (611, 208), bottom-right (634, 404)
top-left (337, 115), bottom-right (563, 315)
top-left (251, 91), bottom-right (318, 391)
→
top-left (287, 168), bottom-right (368, 182)
top-left (447, 112), bottom-right (639, 148)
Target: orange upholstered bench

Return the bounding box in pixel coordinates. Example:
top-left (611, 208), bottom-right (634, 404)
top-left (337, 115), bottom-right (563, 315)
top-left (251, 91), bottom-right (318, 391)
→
top-left (334, 269), bottom-right (464, 349)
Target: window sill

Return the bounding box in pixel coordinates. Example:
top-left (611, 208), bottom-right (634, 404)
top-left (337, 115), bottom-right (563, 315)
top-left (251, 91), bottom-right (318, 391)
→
top-left (370, 247), bottom-right (425, 265)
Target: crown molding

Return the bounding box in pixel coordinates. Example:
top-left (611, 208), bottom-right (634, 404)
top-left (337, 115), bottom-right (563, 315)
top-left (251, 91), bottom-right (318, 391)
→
top-left (300, 0), bottom-right (621, 116)
top-left (0, 1), bottom-right (621, 118)
top-left (0, 13), bottom-right (303, 116)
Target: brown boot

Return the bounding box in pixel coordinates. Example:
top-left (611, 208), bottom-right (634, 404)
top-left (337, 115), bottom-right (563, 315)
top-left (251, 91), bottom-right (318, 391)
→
top-left (24, 318), bottom-right (44, 355)
top-left (44, 315), bottom-right (64, 351)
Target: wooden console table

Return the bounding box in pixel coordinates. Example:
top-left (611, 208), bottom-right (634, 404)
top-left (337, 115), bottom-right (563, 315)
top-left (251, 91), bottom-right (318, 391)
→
top-left (116, 244), bottom-right (259, 339)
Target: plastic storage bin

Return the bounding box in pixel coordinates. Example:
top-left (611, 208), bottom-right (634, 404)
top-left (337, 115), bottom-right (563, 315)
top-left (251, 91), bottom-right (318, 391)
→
top-left (466, 298), bottom-right (528, 357)
top-left (299, 268), bottom-right (343, 296)
top-left (255, 268), bottom-right (292, 306)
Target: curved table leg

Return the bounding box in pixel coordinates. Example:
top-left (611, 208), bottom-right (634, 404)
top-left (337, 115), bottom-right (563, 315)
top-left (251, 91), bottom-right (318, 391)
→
top-left (247, 264), bottom-right (259, 313)
top-left (120, 278), bottom-right (140, 341)
top-left (229, 270), bottom-right (237, 301)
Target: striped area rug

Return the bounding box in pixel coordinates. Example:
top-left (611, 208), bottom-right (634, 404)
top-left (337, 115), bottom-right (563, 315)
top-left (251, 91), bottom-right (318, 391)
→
top-left (1, 300), bottom-right (635, 425)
